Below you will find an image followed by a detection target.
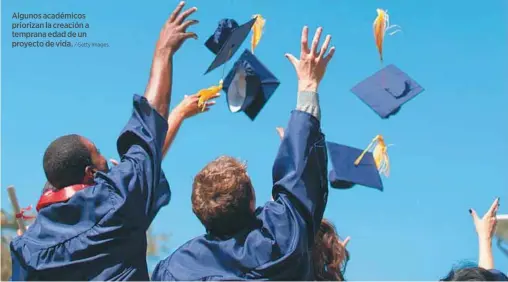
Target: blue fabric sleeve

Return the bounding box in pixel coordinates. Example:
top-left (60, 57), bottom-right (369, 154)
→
top-left (489, 269), bottom-right (508, 281)
top-left (9, 247), bottom-right (28, 281)
top-left (271, 110), bottom-right (328, 241)
top-left (96, 95), bottom-right (171, 228)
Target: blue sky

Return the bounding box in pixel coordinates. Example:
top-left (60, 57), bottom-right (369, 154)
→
top-left (2, 0), bottom-right (507, 280)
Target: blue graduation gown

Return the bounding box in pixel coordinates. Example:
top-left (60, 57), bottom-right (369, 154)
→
top-left (10, 95), bottom-right (171, 281)
top-left (489, 269), bottom-right (508, 281)
top-left (152, 110), bottom-right (328, 281)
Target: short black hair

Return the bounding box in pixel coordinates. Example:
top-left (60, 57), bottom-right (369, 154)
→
top-left (441, 267), bottom-right (499, 281)
top-left (43, 134), bottom-right (92, 189)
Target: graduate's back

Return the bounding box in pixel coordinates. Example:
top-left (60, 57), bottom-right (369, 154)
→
top-left (152, 24), bottom-right (336, 281)
top-left (9, 94), bottom-right (171, 281)
top-left (152, 195), bottom-right (315, 281)
top-left (10, 177), bottom-right (164, 280)
top-left (8, 3), bottom-right (202, 280)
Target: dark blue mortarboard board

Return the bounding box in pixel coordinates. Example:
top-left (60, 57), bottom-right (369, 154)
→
top-left (326, 141), bottom-right (384, 191)
top-left (351, 64), bottom-right (425, 119)
top-left (222, 49), bottom-right (280, 121)
top-left (204, 18), bottom-right (257, 74)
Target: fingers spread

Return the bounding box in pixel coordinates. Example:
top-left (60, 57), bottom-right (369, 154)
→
top-left (175, 7), bottom-right (197, 25)
top-left (300, 26), bottom-right (310, 54)
top-left (318, 34), bottom-right (331, 59)
top-left (310, 27), bottom-right (323, 55)
top-left (169, 1), bottom-right (185, 24)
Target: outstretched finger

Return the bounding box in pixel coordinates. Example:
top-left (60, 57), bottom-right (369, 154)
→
top-left (469, 208), bottom-right (479, 223)
top-left (323, 46), bottom-right (336, 64)
top-left (342, 236), bottom-right (351, 247)
top-left (285, 53), bottom-right (299, 69)
top-left (175, 6), bottom-right (197, 25)
top-left (208, 93), bottom-right (221, 101)
top-left (318, 34), bottom-right (331, 59)
top-left (109, 159), bottom-right (119, 166)
top-left (180, 19), bottom-right (199, 31)
top-left (487, 197), bottom-right (500, 216)
top-left (276, 127), bottom-right (284, 140)
top-left (168, 1), bottom-right (185, 24)
top-left (300, 26), bottom-right (310, 54)
top-left (310, 27), bottom-right (323, 55)
top-left (181, 32), bottom-right (198, 41)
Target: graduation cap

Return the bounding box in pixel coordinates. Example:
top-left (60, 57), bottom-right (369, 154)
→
top-left (351, 64), bottom-right (424, 119)
top-left (327, 135), bottom-right (390, 191)
top-left (205, 18), bottom-right (257, 74)
top-left (222, 49), bottom-right (280, 120)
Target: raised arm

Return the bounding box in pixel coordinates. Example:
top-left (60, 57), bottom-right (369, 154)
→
top-left (271, 26), bottom-right (335, 239)
top-left (111, 94), bottom-right (219, 164)
top-left (104, 2), bottom-right (198, 227)
top-left (144, 1), bottom-right (198, 118)
top-left (162, 93), bottom-right (219, 156)
top-left (469, 197), bottom-right (499, 270)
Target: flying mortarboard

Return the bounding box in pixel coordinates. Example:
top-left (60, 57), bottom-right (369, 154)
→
top-left (205, 18), bottom-right (257, 74)
top-left (327, 135), bottom-right (390, 191)
top-left (222, 49), bottom-right (280, 121)
top-left (351, 64), bottom-right (424, 119)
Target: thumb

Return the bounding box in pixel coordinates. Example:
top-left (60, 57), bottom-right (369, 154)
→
top-left (109, 159), bottom-right (119, 166)
top-left (469, 208), bottom-right (479, 223)
top-left (284, 53), bottom-right (298, 68)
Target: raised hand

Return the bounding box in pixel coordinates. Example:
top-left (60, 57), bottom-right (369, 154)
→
top-left (285, 26), bottom-right (335, 93)
top-left (156, 1), bottom-right (199, 57)
top-left (470, 197), bottom-right (500, 241)
top-left (177, 93), bottom-right (219, 119)
top-left (470, 197), bottom-right (500, 270)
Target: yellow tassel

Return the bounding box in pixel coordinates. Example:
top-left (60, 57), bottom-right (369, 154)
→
top-left (354, 135), bottom-right (390, 177)
top-left (197, 80), bottom-right (223, 111)
top-left (251, 14), bottom-right (265, 53)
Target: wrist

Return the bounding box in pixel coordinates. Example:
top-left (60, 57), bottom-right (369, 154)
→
top-left (172, 106), bottom-right (187, 121)
top-left (479, 236), bottom-right (493, 246)
top-left (298, 80), bottom-right (319, 93)
top-left (153, 48), bottom-right (173, 63)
